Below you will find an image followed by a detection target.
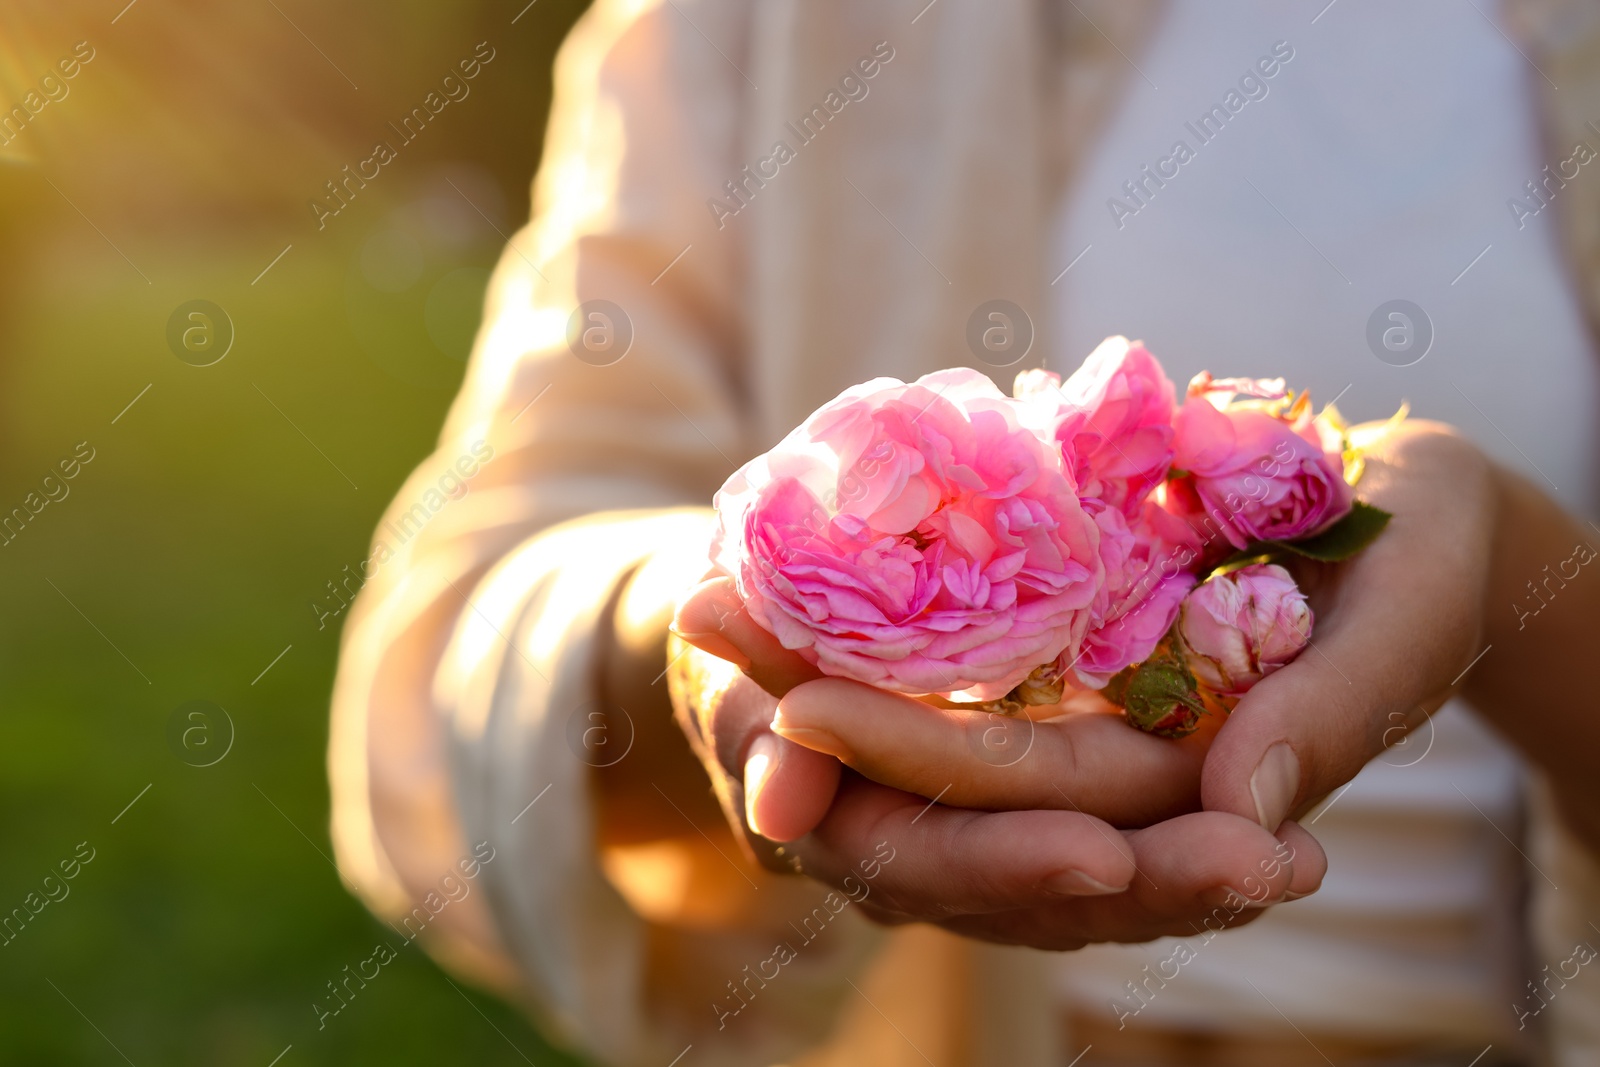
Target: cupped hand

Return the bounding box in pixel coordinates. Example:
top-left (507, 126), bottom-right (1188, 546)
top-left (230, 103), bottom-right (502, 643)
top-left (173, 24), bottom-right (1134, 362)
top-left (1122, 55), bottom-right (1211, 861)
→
top-left (1198, 419), bottom-right (1497, 831)
top-left (664, 636), bottom-right (1324, 948)
top-left (673, 577), bottom-right (1220, 840)
top-left (790, 775), bottom-right (1325, 949)
top-left (685, 418), bottom-right (1501, 846)
top-left (669, 418), bottom-right (1498, 950)
top-left (670, 576), bottom-right (1326, 949)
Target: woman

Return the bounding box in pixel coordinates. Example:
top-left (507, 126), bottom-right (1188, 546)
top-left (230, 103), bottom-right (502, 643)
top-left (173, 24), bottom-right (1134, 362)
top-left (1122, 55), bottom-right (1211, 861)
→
top-left (328, 1), bottom-right (1600, 1063)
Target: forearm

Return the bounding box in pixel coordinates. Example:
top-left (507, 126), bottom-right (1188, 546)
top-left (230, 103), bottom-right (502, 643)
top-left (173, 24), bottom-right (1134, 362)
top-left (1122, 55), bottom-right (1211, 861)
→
top-left (1471, 464), bottom-right (1600, 849)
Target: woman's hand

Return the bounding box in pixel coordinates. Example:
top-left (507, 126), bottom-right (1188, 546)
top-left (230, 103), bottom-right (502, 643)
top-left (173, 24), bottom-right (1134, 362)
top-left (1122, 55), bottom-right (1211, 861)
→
top-left (670, 580), bottom-right (1326, 949)
top-left (634, 415), bottom-right (1600, 952)
top-left (673, 577), bottom-right (1223, 837)
top-left (794, 774), bottom-right (1324, 951)
top-left (1198, 419), bottom-right (1499, 831)
top-left (1204, 414), bottom-right (1600, 855)
top-left (721, 419), bottom-right (1517, 845)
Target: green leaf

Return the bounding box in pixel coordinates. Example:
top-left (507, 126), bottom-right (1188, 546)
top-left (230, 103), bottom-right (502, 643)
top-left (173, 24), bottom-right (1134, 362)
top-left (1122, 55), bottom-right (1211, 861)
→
top-left (1275, 500), bottom-right (1393, 561)
top-left (1218, 500), bottom-right (1393, 569)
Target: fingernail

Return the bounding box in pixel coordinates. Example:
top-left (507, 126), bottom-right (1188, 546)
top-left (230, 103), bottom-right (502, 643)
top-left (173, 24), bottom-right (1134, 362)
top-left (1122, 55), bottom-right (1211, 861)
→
top-left (743, 734), bottom-right (780, 837)
top-left (1042, 869), bottom-right (1127, 896)
top-left (671, 629), bottom-right (750, 671)
top-left (1198, 886), bottom-right (1276, 910)
top-left (770, 710), bottom-right (852, 762)
top-left (1249, 742), bottom-right (1300, 832)
top-left (1283, 889), bottom-right (1315, 901)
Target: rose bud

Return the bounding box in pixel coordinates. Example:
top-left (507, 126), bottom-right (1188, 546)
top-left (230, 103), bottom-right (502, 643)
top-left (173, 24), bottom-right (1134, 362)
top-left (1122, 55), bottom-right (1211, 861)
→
top-left (1177, 563), bottom-right (1312, 703)
top-left (1102, 639), bottom-right (1213, 738)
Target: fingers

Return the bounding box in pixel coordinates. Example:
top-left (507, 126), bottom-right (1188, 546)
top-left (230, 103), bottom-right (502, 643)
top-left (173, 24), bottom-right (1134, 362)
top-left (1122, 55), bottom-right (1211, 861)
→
top-left (743, 732), bottom-right (841, 843)
top-left (1275, 819), bottom-right (1327, 898)
top-left (670, 654), bottom-right (840, 859)
top-left (1119, 814), bottom-right (1323, 916)
top-left (773, 678), bottom-right (1214, 827)
top-left (936, 814), bottom-right (1327, 951)
top-left (673, 577), bottom-right (822, 698)
top-left (790, 774), bottom-right (1141, 917)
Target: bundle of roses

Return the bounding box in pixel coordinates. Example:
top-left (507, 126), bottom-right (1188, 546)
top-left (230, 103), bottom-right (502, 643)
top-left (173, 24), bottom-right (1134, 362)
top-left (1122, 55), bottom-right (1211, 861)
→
top-left (708, 336), bottom-right (1392, 737)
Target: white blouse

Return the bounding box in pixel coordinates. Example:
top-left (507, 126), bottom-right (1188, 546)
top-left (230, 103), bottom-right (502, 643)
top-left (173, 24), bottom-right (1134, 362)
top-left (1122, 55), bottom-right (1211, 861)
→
top-left (1049, 0), bottom-right (1599, 1050)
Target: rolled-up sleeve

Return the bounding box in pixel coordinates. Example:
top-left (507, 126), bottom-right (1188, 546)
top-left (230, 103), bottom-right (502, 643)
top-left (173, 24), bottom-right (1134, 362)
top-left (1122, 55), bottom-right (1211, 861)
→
top-left (327, 1), bottom-right (880, 1063)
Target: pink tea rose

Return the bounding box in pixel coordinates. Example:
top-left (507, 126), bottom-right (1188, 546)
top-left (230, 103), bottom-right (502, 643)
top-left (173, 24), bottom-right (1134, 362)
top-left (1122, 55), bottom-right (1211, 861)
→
top-left (1071, 502), bottom-right (1200, 688)
top-left (710, 368), bottom-right (1102, 701)
top-left (1014, 336), bottom-right (1177, 520)
top-left (1166, 372), bottom-right (1352, 552)
top-left (1178, 563), bottom-right (1312, 698)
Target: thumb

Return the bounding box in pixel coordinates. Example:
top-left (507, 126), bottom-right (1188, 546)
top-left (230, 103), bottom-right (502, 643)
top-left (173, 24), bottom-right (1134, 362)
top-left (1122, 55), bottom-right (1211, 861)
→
top-left (1199, 636), bottom-right (1443, 832)
top-left (1201, 497), bottom-right (1481, 830)
top-left (1199, 659), bottom-right (1361, 832)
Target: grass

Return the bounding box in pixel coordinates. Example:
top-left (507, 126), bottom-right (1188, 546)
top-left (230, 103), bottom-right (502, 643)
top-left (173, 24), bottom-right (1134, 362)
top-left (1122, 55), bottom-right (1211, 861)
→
top-left (0, 221), bottom-right (587, 1064)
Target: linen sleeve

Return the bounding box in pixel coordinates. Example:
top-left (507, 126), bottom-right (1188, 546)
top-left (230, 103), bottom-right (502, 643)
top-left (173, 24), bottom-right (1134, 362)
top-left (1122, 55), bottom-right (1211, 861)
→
top-left (325, 1), bottom-right (881, 1063)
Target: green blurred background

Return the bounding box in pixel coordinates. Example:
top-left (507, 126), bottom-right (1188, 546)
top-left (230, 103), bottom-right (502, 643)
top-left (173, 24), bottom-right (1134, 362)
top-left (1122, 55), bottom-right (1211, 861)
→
top-left (0, 1), bottom-right (590, 1062)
